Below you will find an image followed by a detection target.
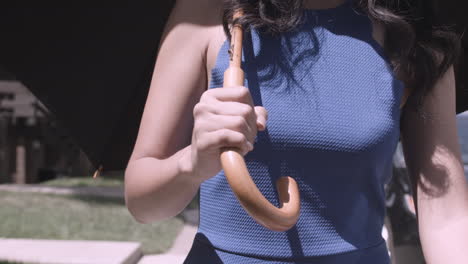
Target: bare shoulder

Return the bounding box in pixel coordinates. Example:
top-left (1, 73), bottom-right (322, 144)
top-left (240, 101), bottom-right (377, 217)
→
top-left (165, 0), bottom-right (223, 45)
top-left (169, 0), bottom-right (226, 81)
top-left (171, 0), bottom-right (223, 25)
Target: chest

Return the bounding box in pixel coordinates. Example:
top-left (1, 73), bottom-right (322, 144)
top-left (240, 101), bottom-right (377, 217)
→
top-left (209, 9), bottom-right (404, 158)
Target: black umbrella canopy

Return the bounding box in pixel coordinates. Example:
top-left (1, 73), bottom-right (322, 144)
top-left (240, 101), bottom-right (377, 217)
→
top-left (0, 2), bottom-right (467, 175)
top-left (0, 4), bottom-right (175, 172)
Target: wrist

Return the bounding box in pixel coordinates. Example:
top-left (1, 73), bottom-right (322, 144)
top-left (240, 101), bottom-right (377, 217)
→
top-left (177, 145), bottom-right (203, 185)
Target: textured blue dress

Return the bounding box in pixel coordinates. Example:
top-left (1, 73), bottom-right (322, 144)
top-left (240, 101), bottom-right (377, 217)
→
top-left (184, 0), bottom-right (404, 263)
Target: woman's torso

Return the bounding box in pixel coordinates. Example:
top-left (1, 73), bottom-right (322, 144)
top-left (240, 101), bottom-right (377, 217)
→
top-left (186, 1), bottom-right (403, 263)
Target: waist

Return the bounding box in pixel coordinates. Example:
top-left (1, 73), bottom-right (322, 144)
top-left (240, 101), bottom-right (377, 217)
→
top-left (198, 171), bottom-right (387, 257)
top-left (186, 233), bottom-right (390, 263)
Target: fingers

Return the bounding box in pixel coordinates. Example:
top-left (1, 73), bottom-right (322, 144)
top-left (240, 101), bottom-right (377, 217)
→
top-left (193, 85), bottom-right (268, 156)
top-left (198, 86), bottom-right (268, 132)
top-left (202, 86), bottom-right (254, 106)
top-left (196, 128), bottom-right (253, 156)
top-left (254, 106), bottom-right (268, 131)
top-left (194, 100), bottom-right (257, 136)
top-left (194, 113), bottom-right (255, 144)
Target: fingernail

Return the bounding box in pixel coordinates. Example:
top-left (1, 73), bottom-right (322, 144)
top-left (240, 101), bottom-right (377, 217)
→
top-left (248, 142), bottom-right (254, 151)
top-left (257, 121), bottom-right (265, 131)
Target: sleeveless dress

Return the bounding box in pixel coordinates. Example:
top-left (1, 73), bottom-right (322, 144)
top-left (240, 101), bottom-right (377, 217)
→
top-left (185, 1), bottom-right (404, 263)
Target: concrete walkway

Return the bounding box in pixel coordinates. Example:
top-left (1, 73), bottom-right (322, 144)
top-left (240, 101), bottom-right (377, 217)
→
top-left (0, 225), bottom-right (197, 264)
top-left (138, 224), bottom-right (197, 264)
top-left (0, 239), bottom-right (142, 264)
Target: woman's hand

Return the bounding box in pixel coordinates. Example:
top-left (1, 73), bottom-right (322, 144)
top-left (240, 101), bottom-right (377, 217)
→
top-left (189, 85), bottom-right (268, 182)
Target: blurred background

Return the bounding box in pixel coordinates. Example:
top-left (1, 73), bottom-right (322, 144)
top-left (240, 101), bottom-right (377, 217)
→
top-left (0, 67), bottom-right (197, 263)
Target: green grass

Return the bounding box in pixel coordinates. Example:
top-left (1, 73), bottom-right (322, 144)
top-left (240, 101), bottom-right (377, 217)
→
top-left (0, 191), bottom-right (183, 254)
top-left (41, 176), bottom-right (199, 209)
top-left (41, 177), bottom-right (123, 188)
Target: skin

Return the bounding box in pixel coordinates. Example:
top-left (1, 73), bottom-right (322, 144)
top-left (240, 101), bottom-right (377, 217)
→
top-left (400, 64), bottom-right (468, 263)
top-left (124, 0), bottom-right (468, 262)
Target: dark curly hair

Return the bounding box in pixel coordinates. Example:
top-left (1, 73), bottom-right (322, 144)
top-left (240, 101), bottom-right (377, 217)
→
top-left (222, 0), bottom-right (461, 118)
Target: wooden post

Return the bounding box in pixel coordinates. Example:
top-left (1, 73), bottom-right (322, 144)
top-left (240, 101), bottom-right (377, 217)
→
top-left (15, 136), bottom-right (26, 184)
top-left (0, 116), bottom-right (8, 183)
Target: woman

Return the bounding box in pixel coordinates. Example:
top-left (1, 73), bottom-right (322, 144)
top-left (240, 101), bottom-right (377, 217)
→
top-left (124, 0), bottom-right (468, 263)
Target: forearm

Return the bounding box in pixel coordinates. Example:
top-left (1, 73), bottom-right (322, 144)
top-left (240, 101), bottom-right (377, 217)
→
top-left (124, 145), bottom-right (202, 223)
top-left (417, 166), bottom-right (468, 263)
top-left (419, 214), bottom-right (468, 264)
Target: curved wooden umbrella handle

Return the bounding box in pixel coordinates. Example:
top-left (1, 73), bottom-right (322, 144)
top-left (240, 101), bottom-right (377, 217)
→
top-left (220, 12), bottom-right (301, 232)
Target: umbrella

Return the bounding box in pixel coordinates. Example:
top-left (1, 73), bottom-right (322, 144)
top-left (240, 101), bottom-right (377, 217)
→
top-left (220, 11), bottom-right (300, 231)
top-left (0, 2), bottom-right (467, 230)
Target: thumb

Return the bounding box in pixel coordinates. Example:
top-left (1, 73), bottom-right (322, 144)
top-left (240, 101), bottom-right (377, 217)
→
top-left (254, 106), bottom-right (268, 131)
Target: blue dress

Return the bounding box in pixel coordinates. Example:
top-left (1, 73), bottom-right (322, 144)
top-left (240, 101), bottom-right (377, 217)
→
top-left (185, 0), bottom-right (404, 263)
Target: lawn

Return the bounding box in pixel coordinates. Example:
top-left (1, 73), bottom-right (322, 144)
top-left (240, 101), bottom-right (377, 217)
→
top-left (0, 191), bottom-right (184, 254)
top-left (40, 176), bottom-right (199, 209)
top-left (41, 176), bottom-right (124, 188)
